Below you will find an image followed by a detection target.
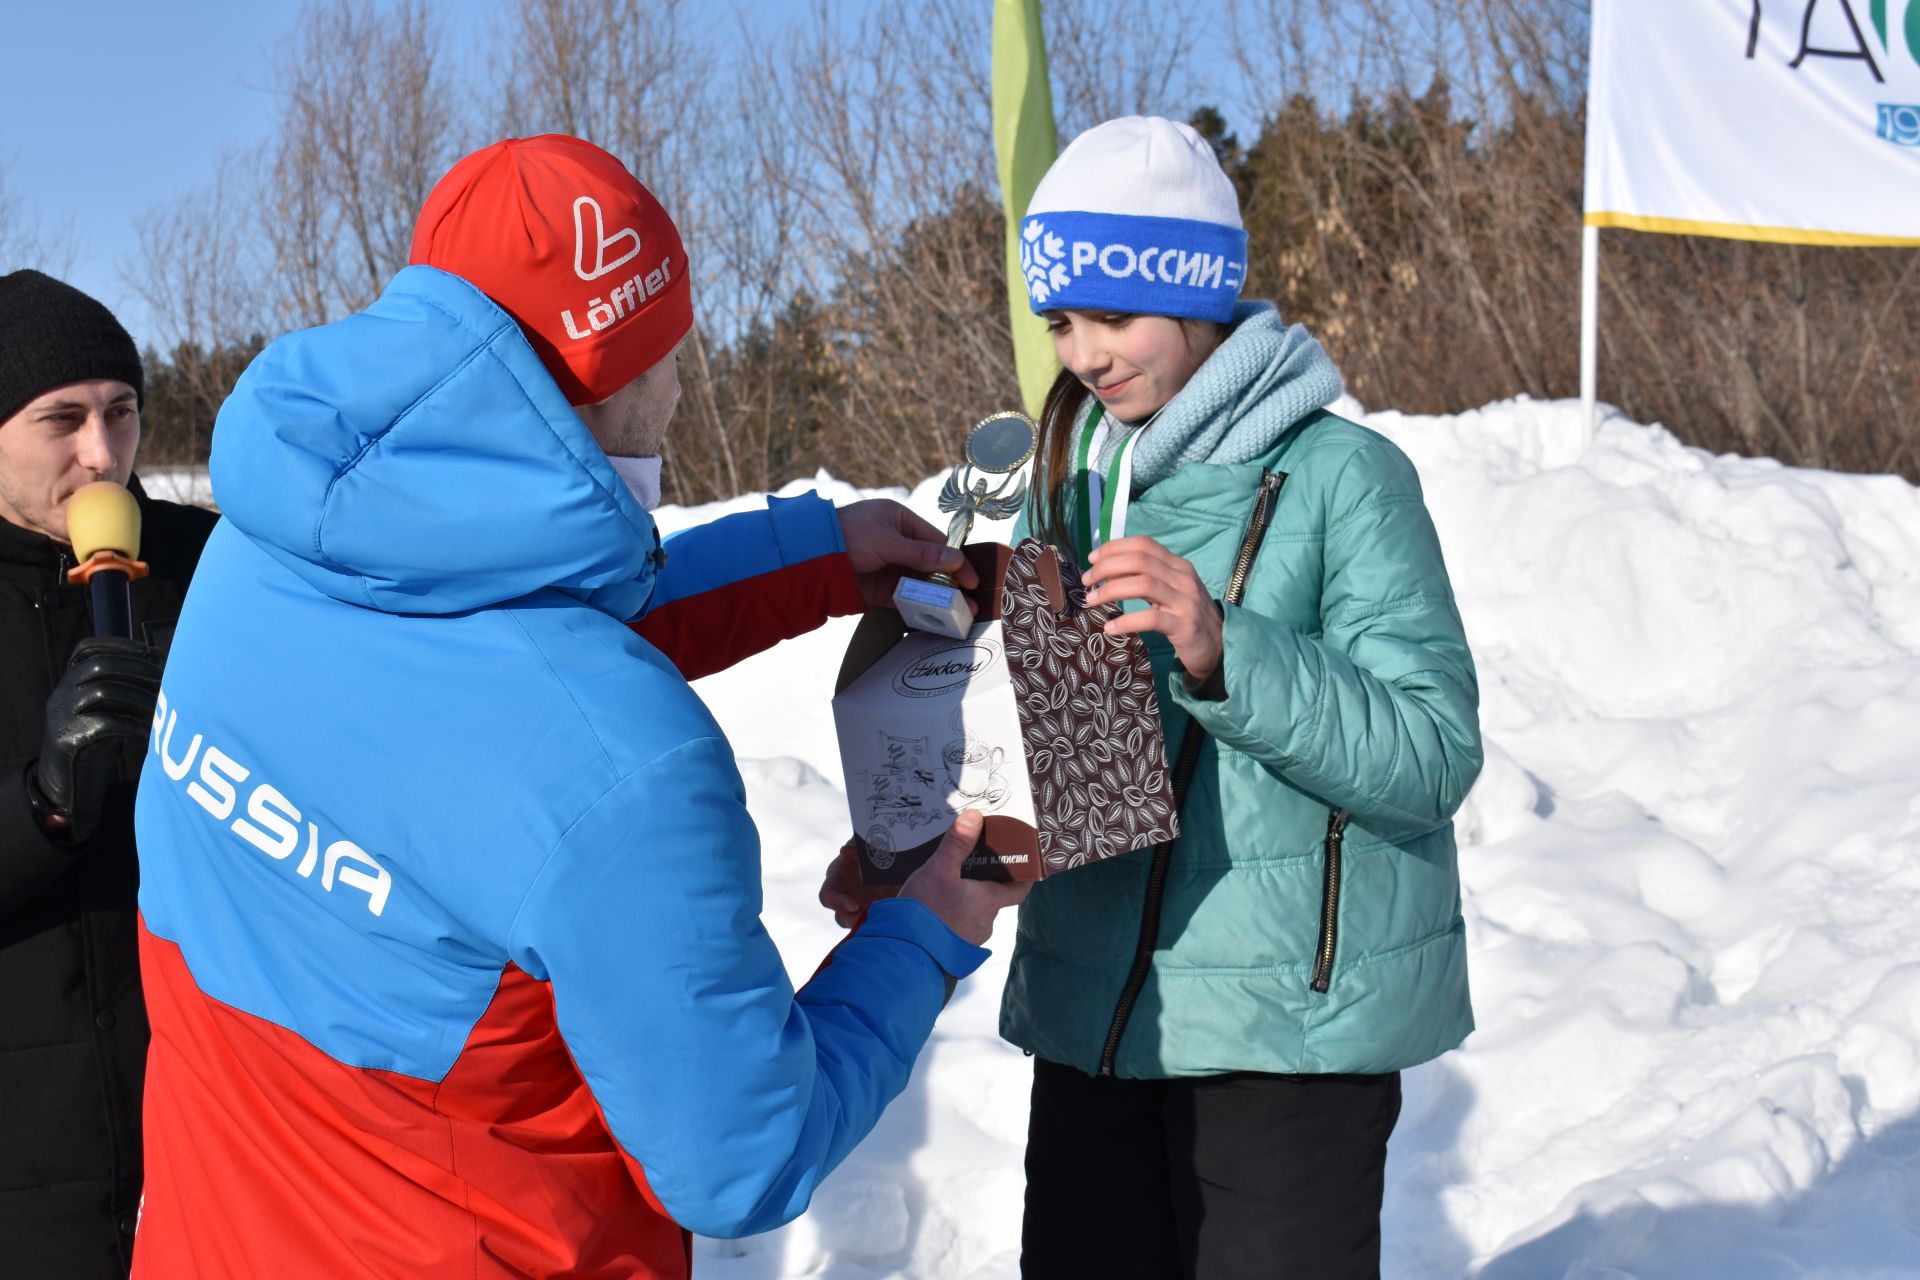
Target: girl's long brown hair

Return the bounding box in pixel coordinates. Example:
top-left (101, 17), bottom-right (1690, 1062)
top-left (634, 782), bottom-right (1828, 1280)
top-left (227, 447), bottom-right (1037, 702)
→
top-left (1032, 365), bottom-right (1092, 562)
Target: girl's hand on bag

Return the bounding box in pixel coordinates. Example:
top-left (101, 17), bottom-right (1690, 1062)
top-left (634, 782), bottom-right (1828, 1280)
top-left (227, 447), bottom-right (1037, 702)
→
top-left (1083, 535), bottom-right (1223, 683)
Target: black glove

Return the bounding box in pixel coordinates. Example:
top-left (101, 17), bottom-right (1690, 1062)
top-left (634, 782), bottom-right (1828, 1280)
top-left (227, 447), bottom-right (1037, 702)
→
top-left (30, 636), bottom-right (163, 845)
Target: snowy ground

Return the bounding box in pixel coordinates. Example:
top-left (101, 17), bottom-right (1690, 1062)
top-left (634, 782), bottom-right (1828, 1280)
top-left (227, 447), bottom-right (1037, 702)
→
top-left (148, 398), bottom-right (1920, 1277)
top-left (142, 468), bottom-right (213, 509)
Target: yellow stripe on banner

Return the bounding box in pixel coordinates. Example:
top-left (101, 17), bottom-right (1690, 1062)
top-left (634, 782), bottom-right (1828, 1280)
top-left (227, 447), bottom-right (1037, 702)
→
top-left (1585, 211), bottom-right (1920, 248)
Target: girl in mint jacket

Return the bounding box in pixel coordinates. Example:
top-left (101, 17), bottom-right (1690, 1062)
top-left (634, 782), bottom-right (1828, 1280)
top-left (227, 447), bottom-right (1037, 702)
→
top-left (1004, 117), bottom-right (1482, 1279)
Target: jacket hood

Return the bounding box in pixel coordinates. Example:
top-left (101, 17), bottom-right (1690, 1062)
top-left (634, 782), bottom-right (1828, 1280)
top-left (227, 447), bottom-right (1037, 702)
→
top-left (210, 266), bottom-right (658, 618)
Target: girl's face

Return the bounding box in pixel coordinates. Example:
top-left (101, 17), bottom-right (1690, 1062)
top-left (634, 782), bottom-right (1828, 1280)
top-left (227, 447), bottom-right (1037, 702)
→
top-left (1046, 310), bottom-right (1217, 423)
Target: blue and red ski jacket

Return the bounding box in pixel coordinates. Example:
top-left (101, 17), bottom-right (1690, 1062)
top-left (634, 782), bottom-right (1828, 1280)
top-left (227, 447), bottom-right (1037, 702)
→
top-left (131, 266), bottom-right (984, 1278)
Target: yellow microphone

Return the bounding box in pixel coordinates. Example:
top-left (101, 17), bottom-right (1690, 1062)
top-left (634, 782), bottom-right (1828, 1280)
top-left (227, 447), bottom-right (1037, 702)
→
top-left (65, 481), bottom-right (149, 639)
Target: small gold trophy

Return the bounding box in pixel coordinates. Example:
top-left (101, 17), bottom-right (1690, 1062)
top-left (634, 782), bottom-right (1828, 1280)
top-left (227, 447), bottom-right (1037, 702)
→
top-left (892, 411), bottom-right (1038, 638)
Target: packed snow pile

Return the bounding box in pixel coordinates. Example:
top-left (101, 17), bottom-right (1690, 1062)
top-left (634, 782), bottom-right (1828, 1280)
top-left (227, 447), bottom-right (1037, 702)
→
top-left (666, 398), bottom-right (1920, 1280)
top-left (150, 397), bottom-right (1920, 1277)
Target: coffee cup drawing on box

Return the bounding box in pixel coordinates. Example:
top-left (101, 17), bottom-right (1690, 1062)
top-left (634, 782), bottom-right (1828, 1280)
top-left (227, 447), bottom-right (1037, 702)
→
top-left (943, 727), bottom-right (1011, 812)
top-left (833, 539), bottom-right (1179, 885)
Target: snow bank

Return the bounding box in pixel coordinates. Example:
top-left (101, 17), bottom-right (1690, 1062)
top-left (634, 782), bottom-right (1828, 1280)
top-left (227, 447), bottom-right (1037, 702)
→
top-left (140, 467), bottom-right (213, 509)
top-left (148, 399), bottom-right (1920, 1276)
top-left (1360, 400), bottom-right (1920, 1279)
top-left (669, 400), bottom-right (1920, 1278)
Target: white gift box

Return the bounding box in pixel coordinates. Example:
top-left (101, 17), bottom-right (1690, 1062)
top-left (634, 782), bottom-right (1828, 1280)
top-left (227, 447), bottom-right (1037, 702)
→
top-left (832, 541), bottom-right (1179, 885)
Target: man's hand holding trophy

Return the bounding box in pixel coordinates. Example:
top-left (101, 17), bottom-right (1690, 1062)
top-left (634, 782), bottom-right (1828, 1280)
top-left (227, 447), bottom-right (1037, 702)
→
top-left (890, 411), bottom-right (1038, 637)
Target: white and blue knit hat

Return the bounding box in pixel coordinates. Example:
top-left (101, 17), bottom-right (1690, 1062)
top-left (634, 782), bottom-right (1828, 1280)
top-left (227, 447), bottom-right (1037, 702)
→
top-left (1020, 116), bottom-right (1246, 323)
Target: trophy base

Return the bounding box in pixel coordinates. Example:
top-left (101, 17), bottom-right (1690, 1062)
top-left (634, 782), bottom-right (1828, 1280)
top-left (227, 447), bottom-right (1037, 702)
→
top-left (893, 576), bottom-right (973, 639)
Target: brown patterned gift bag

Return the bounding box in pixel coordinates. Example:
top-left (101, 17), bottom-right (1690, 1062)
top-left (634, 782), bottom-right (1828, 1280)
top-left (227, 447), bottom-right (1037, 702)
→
top-left (832, 539), bottom-right (1178, 884)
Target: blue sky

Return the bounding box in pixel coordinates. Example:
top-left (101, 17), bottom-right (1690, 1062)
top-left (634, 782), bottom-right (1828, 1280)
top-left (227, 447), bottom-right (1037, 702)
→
top-left (3, 0), bottom-right (1243, 351)
top-left (2, 1), bottom-right (309, 345)
top-left (0, 0), bottom-right (838, 348)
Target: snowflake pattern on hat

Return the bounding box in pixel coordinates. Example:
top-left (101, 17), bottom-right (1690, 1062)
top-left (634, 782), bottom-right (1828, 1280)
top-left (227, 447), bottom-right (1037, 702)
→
top-left (1022, 221), bottom-right (1070, 307)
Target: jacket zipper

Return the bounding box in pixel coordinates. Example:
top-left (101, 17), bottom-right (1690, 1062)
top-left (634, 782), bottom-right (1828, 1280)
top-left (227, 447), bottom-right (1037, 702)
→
top-left (1097, 468), bottom-right (1286, 1077)
top-left (1309, 809), bottom-right (1351, 993)
top-left (1223, 470), bottom-right (1284, 605)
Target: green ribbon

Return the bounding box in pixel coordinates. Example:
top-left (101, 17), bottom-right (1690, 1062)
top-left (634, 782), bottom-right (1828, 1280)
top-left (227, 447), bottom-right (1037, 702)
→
top-left (1073, 404), bottom-right (1141, 568)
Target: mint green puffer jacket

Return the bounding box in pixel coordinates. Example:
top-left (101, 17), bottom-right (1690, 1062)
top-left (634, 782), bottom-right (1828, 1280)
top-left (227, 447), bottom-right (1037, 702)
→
top-left (1000, 396), bottom-right (1481, 1078)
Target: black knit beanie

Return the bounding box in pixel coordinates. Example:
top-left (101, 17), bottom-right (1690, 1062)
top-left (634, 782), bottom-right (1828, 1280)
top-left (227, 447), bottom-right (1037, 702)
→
top-left (0, 270), bottom-right (145, 426)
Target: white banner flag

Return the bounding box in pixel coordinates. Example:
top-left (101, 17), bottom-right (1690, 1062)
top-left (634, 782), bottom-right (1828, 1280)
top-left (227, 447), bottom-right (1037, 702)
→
top-left (1586, 0), bottom-right (1920, 245)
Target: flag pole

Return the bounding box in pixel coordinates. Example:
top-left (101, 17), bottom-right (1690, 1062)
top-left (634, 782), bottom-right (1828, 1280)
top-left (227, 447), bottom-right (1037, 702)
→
top-left (1579, 222), bottom-right (1600, 447)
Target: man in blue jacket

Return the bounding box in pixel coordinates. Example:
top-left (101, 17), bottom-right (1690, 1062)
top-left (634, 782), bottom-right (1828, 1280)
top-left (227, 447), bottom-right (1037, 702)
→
top-left (131, 135), bottom-right (1022, 1279)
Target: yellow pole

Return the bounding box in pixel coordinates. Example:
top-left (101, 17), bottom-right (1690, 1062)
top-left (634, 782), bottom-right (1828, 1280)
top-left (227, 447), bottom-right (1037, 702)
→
top-left (992, 0), bottom-right (1060, 419)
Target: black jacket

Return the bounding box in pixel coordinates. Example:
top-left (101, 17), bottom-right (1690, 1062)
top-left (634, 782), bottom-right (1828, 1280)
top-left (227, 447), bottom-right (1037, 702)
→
top-left (0, 478), bottom-right (215, 1278)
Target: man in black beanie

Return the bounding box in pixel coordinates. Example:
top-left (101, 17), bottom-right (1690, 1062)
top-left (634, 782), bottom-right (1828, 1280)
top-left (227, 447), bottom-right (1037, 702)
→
top-left (0, 269), bottom-right (216, 1278)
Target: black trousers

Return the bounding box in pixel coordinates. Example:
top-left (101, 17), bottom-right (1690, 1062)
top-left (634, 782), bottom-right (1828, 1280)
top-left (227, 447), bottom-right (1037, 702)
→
top-left (1021, 1058), bottom-right (1402, 1280)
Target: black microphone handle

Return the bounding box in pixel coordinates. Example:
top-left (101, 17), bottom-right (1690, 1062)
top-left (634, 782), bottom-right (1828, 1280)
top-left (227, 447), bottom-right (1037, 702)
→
top-left (89, 568), bottom-right (135, 640)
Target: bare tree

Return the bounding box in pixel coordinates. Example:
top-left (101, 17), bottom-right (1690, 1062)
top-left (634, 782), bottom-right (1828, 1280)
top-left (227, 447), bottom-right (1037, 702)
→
top-left (1045, 0), bottom-right (1210, 133)
top-left (495, 0), bottom-right (741, 493)
top-left (127, 155), bottom-right (269, 355)
top-left (122, 0), bottom-right (466, 463)
top-left (495, 0), bottom-right (708, 221)
top-left (1223, 0), bottom-right (1916, 476)
top-left (118, 156), bottom-right (271, 467)
top-left (110, 0), bottom-right (1920, 486)
top-left (644, 0), bottom-right (1263, 499)
top-left (263, 0), bottom-right (467, 326)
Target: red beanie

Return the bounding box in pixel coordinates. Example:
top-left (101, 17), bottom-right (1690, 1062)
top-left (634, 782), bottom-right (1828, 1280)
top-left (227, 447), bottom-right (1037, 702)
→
top-left (409, 135), bottom-right (693, 406)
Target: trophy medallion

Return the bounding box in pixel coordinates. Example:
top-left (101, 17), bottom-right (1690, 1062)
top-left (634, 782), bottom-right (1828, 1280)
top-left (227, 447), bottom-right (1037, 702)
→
top-left (892, 411), bottom-right (1037, 638)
